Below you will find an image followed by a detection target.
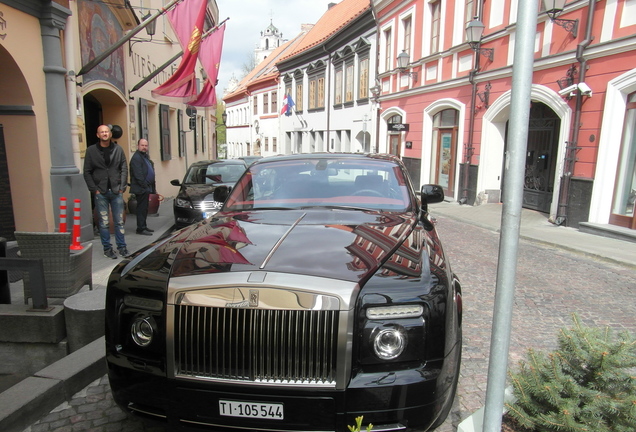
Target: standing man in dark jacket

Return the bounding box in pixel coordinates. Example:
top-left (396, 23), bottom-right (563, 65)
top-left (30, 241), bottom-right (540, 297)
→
top-left (83, 124), bottom-right (129, 259)
top-left (129, 138), bottom-right (156, 236)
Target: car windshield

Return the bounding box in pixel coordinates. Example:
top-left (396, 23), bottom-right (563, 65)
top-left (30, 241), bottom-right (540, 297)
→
top-left (183, 162), bottom-right (245, 185)
top-left (224, 157), bottom-right (413, 212)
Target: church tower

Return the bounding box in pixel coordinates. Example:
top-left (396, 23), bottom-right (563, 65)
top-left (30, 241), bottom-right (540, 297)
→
top-left (254, 20), bottom-right (287, 65)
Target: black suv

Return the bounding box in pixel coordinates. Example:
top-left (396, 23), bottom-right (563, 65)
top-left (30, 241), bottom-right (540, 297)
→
top-left (170, 159), bottom-right (247, 228)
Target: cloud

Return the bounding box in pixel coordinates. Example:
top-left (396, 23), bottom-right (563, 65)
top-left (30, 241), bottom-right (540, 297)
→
top-left (215, 0), bottom-right (336, 97)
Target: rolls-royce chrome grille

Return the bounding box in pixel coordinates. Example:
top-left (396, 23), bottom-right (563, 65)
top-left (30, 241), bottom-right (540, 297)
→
top-left (174, 305), bottom-right (339, 385)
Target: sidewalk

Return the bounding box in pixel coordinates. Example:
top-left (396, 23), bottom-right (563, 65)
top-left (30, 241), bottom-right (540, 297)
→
top-left (429, 201), bottom-right (636, 269)
top-left (0, 199), bottom-right (175, 432)
top-left (8, 198), bottom-right (175, 305)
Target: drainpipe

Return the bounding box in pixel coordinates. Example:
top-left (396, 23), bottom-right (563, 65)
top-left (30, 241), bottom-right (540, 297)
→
top-left (323, 46), bottom-right (332, 152)
top-left (370, 1), bottom-right (382, 154)
top-left (460, 1), bottom-right (485, 205)
top-left (555, 0), bottom-right (596, 225)
top-left (461, 68), bottom-right (479, 205)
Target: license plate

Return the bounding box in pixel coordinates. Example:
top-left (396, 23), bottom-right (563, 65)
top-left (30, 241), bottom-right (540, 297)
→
top-left (219, 400), bottom-right (284, 420)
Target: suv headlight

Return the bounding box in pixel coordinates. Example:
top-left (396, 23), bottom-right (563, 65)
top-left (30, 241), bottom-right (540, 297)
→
top-left (175, 198), bottom-right (192, 208)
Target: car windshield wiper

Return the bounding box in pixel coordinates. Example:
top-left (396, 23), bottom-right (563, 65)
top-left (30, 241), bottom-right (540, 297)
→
top-left (299, 205), bottom-right (375, 211)
top-left (250, 206), bottom-right (298, 210)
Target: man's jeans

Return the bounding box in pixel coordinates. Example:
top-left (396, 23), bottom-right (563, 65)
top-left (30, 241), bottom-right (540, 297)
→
top-left (95, 191), bottom-right (126, 251)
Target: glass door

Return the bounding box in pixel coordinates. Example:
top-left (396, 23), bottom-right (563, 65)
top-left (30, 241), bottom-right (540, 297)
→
top-left (609, 92), bottom-right (636, 229)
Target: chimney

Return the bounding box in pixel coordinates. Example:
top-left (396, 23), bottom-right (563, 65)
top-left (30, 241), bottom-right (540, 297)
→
top-left (328, 2), bottom-right (337, 9)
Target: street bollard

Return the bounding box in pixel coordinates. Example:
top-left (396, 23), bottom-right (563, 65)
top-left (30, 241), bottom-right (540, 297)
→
top-left (0, 237), bottom-right (9, 304)
top-left (70, 199), bottom-right (83, 250)
top-left (59, 197), bottom-right (68, 233)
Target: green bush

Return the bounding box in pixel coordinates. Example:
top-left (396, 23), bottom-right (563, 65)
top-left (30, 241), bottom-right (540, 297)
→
top-left (506, 314), bottom-right (636, 432)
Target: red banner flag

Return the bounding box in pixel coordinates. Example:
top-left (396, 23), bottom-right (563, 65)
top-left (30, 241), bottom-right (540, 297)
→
top-left (151, 0), bottom-right (207, 102)
top-left (189, 24), bottom-right (226, 107)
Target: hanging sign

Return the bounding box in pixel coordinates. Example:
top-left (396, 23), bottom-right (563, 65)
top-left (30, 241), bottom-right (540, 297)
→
top-left (388, 123), bottom-right (409, 132)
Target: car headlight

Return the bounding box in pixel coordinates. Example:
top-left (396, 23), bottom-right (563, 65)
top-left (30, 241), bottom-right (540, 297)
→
top-left (373, 328), bottom-right (406, 360)
top-left (131, 315), bottom-right (155, 347)
top-left (367, 305), bottom-right (423, 320)
top-left (175, 198), bottom-right (192, 208)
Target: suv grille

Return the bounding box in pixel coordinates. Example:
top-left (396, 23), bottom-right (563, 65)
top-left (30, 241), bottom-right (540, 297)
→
top-left (174, 305), bottom-right (339, 385)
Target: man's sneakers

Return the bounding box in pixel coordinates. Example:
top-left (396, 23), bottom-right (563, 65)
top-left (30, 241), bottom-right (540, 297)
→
top-left (118, 247), bottom-right (130, 257)
top-left (104, 248), bottom-right (117, 259)
top-left (136, 228), bottom-right (153, 236)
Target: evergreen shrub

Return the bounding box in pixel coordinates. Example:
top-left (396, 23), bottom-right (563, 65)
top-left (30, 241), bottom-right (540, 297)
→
top-left (506, 314), bottom-right (636, 432)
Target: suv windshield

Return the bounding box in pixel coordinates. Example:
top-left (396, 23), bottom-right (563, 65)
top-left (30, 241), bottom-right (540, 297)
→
top-left (184, 162), bottom-right (245, 185)
top-left (224, 157), bottom-right (413, 212)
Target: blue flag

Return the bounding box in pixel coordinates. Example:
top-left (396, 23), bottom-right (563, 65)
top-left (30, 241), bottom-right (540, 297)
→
top-left (280, 94), bottom-right (295, 116)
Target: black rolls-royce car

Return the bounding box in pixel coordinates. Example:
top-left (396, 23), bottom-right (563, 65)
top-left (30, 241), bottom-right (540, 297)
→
top-left (106, 153), bottom-right (463, 432)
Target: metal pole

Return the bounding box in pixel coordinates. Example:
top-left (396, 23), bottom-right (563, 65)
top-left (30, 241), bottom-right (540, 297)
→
top-left (77, 0), bottom-right (182, 76)
top-left (0, 238), bottom-right (9, 304)
top-left (482, 0), bottom-right (538, 431)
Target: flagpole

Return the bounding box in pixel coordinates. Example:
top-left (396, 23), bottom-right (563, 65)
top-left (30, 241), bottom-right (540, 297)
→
top-left (77, 0), bottom-right (183, 76)
top-left (129, 18), bottom-right (229, 94)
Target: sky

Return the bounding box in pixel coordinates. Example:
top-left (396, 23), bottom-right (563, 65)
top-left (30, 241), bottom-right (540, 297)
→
top-left (215, 0), bottom-right (337, 97)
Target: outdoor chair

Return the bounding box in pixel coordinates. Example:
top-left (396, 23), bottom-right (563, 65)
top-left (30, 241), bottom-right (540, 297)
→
top-left (14, 231), bottom-right (93, 304)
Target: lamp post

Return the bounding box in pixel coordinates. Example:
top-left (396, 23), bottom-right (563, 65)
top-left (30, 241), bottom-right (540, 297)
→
top-left (396, 50), bottom-right (418, 81)
top-left (466, 18), bottom-right (494, 61)
top-left (216, 110), bottom-right (227, 159)
top-left (542, 0), bottom-right (578, 37)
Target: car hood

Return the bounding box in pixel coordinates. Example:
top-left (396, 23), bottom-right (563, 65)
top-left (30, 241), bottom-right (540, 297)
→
top-left (177, 183), bottom-right (233, 202)
top-left (126, 209), bottom-right (418, 284)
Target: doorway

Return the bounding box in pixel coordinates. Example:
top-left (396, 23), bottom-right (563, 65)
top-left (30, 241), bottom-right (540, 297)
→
top-left (503, 102), bottom-right (560, 213)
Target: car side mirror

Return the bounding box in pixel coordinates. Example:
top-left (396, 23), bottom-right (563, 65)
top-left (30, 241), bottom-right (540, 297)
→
top-left (213, 185), bottom-right (231, 203)
top-left (170, 179), bottom-right (181, 186)
top-left (420, 184), bottom-right (444, 213)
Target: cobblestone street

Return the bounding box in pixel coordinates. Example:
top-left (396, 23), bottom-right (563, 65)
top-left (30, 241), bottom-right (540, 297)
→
top-left (23, 214), bottom-right (636, 432)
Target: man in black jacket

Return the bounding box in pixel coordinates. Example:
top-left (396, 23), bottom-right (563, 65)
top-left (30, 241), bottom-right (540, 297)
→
top-left (83, 125), bottom-right (129, 259)
top-left (129, 138), bottom-right (156, 236)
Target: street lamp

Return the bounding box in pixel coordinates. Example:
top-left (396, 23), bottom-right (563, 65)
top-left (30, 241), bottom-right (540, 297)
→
top-left (542, 0), bottom-right (578, 37)
top-left (143, 12), bottom-right (156, 37)
top-left (396, 50), bottom-right (418, 81)
top-left (466, 18), bottom-right (494, 62)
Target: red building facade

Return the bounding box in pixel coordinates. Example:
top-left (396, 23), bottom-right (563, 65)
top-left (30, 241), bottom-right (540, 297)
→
top-left (372, 0), bottom-right (636, 231)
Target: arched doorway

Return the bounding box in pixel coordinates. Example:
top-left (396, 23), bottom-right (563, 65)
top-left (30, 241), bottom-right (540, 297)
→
top-left (503, 102), bottom-right (560, 213)
top-left (432, 109), bottom-right (459, 197)
top-left (387, 114), bottom-right (403, 157)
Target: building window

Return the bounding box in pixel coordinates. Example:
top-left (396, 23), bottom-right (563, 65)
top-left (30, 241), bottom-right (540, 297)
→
top-left (430, 0), bottom-right (441, 54)
top-left (271, 90), bottom-right (278, 113)
top-left (358, 57), bottom-right (369, 100)
top-left (345, 62), bottom-right (354, 103)
top-left (253, 95), bottom-right (258, 115)
top-left (318, 77), bottom-right (325, 108)
top-left (265, 137), bottom-right (269, 152)
top-left (272, 137), bottom-right (277, 153)
top-left (402, 16), bottom-right (412, 55)
top-left (309, 79), bottom-right (316, 110)
top-left (159, 104), bottom-right (171, 161)
top-left (465, 0), bottom-right (476, 42)
top-left (295, 83), bottom-right (303, 112)
top-left (263, 93), bottom-right (269, 114)
top-left (610, 91), bottom-right (636, 228)
top-left (384, 28), bottom-right (392, 71)
top-left (334, 67), bottom-right (343, 105)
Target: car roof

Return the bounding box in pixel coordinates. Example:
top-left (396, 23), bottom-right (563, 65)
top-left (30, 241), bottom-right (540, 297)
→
top-left (251, 153), bottom-right (402, 165)
top-left (189, 159), bottom-right (247, 168)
